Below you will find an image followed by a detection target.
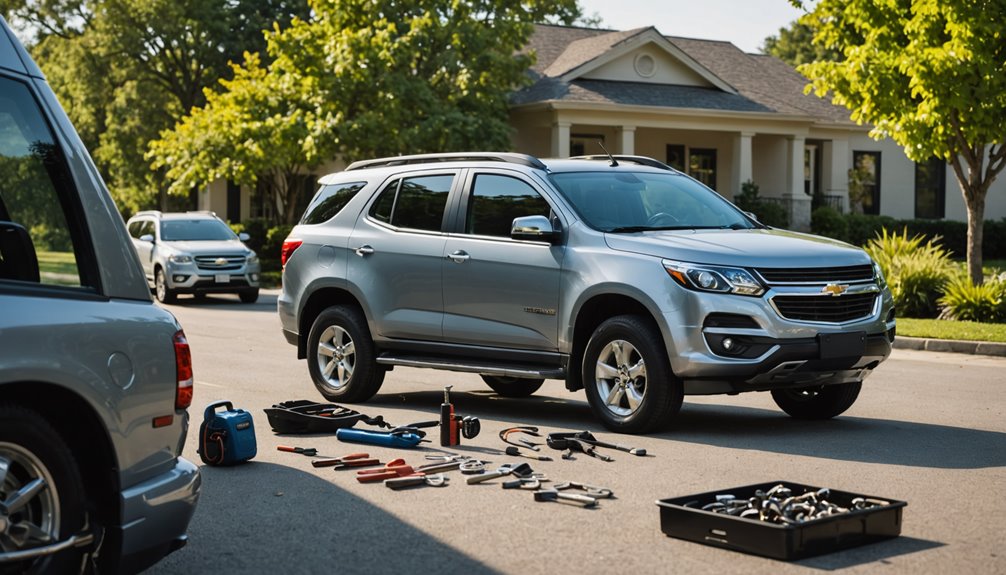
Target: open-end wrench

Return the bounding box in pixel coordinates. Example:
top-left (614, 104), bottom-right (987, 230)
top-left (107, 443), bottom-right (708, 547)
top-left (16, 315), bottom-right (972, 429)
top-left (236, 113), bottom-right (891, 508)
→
top-left (466, 462), bottom-right (531, 484)
top-left (533, 488), bottom-right (598, 508)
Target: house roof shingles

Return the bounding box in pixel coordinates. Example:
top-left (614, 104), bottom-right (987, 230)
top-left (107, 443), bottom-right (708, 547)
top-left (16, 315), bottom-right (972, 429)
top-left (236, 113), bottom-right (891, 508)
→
top-left (517, 24), bottom-right (853, 125)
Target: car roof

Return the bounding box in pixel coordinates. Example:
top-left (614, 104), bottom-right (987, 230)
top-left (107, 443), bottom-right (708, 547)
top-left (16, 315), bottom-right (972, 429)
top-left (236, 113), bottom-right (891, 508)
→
top-left (130, 211), bottom-right (221, 221)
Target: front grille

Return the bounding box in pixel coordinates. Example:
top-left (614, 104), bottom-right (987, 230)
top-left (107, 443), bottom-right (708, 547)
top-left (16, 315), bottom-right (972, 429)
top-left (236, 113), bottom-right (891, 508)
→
top-left (195, 255), bottom-right (246, 271)
top-left (756, 265), bottom-right (874, 284)
top-left (772, 293), bottom-right (877, 322)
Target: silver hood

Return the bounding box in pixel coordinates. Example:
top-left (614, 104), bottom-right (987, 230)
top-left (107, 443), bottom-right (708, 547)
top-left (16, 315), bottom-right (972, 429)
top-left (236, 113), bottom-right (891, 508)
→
top-left (163, 239), bottom-right (254, 256)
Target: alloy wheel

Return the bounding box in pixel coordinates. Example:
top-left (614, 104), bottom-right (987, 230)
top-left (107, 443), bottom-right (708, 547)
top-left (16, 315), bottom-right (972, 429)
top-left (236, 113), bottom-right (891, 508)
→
top-left (593, 339), bottom-right (647, 417)
top-left (0, 442), bottom-right (60, 558)
top-left (315, 325), bottom-right (356, 392)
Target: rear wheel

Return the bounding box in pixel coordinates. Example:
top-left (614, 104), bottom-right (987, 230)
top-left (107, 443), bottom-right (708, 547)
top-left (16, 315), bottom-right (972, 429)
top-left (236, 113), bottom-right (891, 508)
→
top-left (582, 315), bottom-right (682, 434)
top-left (480, 375), bottom-right (544, 398)
top-left (0, 404), bottom-right (88, 575)
top-left (771, 382), bottom-right (862, 420)
top-left (307, 305), bottom-right (385, 402)
top-left (154, 268), bottom-right (176, 304)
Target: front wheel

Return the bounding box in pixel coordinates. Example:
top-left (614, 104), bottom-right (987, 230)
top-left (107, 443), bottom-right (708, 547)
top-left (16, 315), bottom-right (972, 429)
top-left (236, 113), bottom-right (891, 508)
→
top-left (154, 268), bottom-right (176, 304)
top-left (0, 404), bottom-right (88, 575)
top-left (307, 305), bottom-right (385, 402)
top-left (582, 315), bottom-right (682, 434)
top-left (239, 288), bottom-right (259, 303)
top-left (480, 375), bottom-right (544, 398)
top-left (771, 381), bottom-right (862, 420)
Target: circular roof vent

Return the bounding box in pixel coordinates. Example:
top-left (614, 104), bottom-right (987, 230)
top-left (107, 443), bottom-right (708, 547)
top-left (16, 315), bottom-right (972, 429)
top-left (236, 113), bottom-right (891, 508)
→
top-left (634, 53), bottom-right (656, 78)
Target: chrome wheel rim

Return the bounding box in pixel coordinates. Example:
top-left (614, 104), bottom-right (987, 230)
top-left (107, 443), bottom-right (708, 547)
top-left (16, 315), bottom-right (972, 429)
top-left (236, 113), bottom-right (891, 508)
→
top-left (155, 271), bottom-right (166, 301)
top-left (315, 325), bottom-right (355, 391)
top-left (0, 442), bottom-right (60, 557)
top-left (594, 339), bottom-right (646, 417)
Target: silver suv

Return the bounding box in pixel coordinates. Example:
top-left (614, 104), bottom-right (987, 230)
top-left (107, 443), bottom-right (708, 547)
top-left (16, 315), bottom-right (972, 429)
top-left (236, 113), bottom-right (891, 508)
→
top-left (126, 210), bottom-right (261, 304)
top-left (1, 16), bottom-right (199, 573)
top-left (278, 152), bottom-right (895, 433)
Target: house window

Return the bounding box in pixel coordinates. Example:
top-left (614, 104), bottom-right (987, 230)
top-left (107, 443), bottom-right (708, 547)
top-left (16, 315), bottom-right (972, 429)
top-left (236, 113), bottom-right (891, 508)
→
top-left (852, 151), bottom-right (881, 215)
top-left (666, 144), bottom-right (685, 171)
top-left (915, 157), bottom-right (946, 219)
top-left (689, 148), bottom-right (717, 191)
top-left (570, 134), bottom-right (605, 157)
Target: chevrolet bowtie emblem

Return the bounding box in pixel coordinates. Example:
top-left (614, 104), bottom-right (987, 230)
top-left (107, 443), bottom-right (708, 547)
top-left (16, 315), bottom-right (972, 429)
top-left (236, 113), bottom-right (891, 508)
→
top-left (215, 257), bottom-right (228, 266)
top-left (821, 283), bottom-right (849, 296)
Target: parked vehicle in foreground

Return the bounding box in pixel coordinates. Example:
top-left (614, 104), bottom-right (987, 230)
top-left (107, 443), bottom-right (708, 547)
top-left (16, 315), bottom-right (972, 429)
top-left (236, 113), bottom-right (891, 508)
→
top-left (278, 152), bottom-right (896, 434)
top-left (1, 16), bottom-right (199, 573)
top-left (126, 210), bottom-right (261, 304)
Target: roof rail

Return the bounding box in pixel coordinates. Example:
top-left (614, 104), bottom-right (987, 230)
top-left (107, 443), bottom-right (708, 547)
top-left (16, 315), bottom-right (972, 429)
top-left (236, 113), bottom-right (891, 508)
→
top-left (133, 210), bottom-right (162, 217)
top-left (569, 155), bottom-right (674, 171)
top-left (345, 152), bottom-right (547, 172)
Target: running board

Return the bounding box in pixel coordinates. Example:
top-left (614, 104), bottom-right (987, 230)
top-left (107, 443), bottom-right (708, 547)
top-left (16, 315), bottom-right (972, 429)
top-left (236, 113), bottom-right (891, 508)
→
top-left (376, 354), bottom-right (564, 379)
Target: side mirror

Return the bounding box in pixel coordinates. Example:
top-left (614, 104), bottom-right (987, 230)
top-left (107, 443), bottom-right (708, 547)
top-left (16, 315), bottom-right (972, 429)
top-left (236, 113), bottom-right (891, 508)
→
top-left (511, 215), bottom-right (559, 243)
top-left (0, 221), bottom-right (40, 283)
top-left (742, 211), bottom-right (761, 223)
top-left (139, 234), bottom-right (154, 242)
top-left (238, 232), bottom-right (250, 242)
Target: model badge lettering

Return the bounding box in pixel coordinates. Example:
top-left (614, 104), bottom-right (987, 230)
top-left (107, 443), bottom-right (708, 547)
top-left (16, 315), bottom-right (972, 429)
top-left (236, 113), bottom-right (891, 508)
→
top-left (523, 306), bottom-right (557, 316)
top-left (822, 284), bottom-right (849, 297)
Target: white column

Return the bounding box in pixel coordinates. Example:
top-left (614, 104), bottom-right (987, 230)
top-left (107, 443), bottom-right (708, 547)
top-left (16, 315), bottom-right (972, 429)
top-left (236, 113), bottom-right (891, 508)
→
top-left (786, 135), bottom-right (806, 197)
top-left (618, 125), bottom-right (636, 155)
top-left (732, 131), bottom-right (755, 200)
top-left (822, 139), bottom-right (849, 212)
top-left (551, 121), bottom-right (571, 158)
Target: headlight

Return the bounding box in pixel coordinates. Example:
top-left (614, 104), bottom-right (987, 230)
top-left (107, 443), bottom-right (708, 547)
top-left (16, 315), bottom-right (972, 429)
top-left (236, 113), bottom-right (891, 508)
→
top-left (872, 261), bottom-right (887, 288)
top-left (169, 254), bottom-right (192, 264)
top-left (663, 260), bottom-right (764, 296)
top-left (247, 254), bottom-right (259, 265)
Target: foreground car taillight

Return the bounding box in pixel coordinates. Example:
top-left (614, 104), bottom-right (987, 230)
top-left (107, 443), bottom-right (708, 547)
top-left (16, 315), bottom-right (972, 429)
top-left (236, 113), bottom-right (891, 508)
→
top-left (281, 238), bottom-right (303, 267)
top-left (174, 330), bottom-right (193, 409)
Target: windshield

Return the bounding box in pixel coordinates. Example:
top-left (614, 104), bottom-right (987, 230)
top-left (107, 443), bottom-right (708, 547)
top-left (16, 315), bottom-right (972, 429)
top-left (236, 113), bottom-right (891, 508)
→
top-left (160, 219), bottom-right (237, 241)
top-left (549, 171), bottom-right (757, 232)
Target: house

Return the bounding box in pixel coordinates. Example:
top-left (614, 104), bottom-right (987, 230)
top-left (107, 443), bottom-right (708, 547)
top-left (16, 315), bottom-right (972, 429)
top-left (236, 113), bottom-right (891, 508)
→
top-left (200, 23), bottom-right (1006, 231)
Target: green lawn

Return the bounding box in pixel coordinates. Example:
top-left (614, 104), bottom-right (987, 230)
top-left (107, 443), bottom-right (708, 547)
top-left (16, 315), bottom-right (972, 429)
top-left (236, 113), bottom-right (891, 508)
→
top-left (897, 317), bottom-right (1006, 343)
top-left (36, 250), bottom-right (78, 275)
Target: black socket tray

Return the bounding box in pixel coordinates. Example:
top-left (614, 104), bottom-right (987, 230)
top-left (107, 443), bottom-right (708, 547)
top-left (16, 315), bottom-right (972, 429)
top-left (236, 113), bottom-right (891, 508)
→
top-left (656, 481), bottom-right (907, 561)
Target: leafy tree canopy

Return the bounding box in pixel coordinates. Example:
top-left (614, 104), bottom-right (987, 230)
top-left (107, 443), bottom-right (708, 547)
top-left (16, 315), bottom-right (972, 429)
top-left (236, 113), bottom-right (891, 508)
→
top-left (796, 0), bottom-right (1006, 284)
top-left (761, 19), bottom-right (840, 66)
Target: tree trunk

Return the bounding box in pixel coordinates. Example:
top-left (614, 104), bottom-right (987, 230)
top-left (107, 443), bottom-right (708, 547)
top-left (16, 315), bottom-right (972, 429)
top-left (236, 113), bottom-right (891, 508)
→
top-left (964, 195), bottom-right (985, 285)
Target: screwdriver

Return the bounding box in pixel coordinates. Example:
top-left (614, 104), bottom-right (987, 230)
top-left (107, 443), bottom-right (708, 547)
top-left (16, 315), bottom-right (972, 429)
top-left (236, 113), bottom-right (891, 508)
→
top-left (505, 446), bottom-right (553, 461)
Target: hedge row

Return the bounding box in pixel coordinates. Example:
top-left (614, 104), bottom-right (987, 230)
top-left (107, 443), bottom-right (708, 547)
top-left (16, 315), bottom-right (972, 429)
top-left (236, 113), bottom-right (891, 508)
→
top-left (810, 207), bottom-right (1006, 259)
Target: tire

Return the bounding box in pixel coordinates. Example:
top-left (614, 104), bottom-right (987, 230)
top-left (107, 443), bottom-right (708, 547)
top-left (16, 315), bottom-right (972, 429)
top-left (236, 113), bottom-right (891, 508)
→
top-left (480, 375), bottom-right (545, 398)
top-left (239, 288), bottom-right (259, 303)
top-left (0, 404), bottom-right (88, 575)
top-left (307, 305), bottom-right (385, 402)
top-left (582, 315), bottom-right (682, 434)
top-left (771, 382), bottom-right (862, 420)
top-left (154, 268), bottom-right (176, 304)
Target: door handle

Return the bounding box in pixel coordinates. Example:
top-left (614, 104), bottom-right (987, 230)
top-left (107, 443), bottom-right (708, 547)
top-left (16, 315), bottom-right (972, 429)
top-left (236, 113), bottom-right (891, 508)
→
top-left (447, 250), bottom-right (470, 263)
top-left (354, 245), bottom-right (375, 257)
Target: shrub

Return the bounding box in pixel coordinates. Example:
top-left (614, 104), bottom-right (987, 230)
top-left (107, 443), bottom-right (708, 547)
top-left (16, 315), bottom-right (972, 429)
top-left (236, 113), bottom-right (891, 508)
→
top-left (29, 223), bottom-right (72, 251)
top-left (811, 206), bottom-right (848, 242)
top-left (844, 213), bottom-right (898, 246)
top-left (237, 218), bottom-right (270, 255)
top-left (939, 275), bottom-right (1006, 323)
top-left (262, 225), bottom-right (294, 267)
top-left (734, 180), bottom-right (789, 228)
top-left (864, 229), bottom-right (956, 318)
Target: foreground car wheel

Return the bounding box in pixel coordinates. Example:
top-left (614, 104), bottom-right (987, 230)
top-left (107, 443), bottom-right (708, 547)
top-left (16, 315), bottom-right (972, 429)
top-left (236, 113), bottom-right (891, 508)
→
top-left (771, 382), bottom-right (863, 420)
top-left (480, 375), bottom-right (544, 398)
top-left (239, 288), bottom-right (259, 303)
top-left (154, 268), bottom-right (176, 304)
top-left (582, 315), bottom-right (682, 434)
top-left (0, 405), bottom-right (88, 575)
top-left (307, 305), bottom-right (385, 402)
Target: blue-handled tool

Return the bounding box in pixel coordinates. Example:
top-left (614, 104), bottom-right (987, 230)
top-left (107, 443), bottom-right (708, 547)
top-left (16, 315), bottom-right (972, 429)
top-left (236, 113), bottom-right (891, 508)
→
top-left (336, 428), bottom-right (424, 448)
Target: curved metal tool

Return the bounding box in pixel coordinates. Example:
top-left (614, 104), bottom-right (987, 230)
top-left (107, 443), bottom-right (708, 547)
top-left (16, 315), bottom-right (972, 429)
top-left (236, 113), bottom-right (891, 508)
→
top-left (466, 462), bottom-right (533, 484)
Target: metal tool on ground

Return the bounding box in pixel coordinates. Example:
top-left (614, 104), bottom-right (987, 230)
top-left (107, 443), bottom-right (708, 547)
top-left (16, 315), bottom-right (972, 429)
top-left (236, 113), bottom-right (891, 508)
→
top-left (499, 426), bottom-right (544, 451)
top-left (439, 385), bottom-right (481, 447)
top-left (569, 431), bottom-right (646, 457)
top-left (384, 473), bottom-right (450, 490)
top-left (336, 427), bottom-right (426, 448)
top-left (355, 459), bottom-right (412, 482)
top-left (466, 462), bottom-right (534, 485)
top-left (533, 489), bottom-right (598, 508)
top-left (555, 481), bottom-right (615, 500)
top-left (502, 475), bottom-right (549, 490)
top-left (504, 446), bottom-right (553, 462)
top-left (310, 452), bottom-right (382, 469)
top-left (276, 445), bottom-right (322, 457)
top-left (545, 432), bottom-right (614, 462)
top-left (460, 459), bottom-right (488, 474)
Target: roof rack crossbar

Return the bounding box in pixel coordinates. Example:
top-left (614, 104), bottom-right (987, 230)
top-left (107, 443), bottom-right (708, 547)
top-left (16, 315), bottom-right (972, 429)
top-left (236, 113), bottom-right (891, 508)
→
top-left (569, 155), bottom-right (674, 171)
top-left (345, 152), bottom-right (547, 171)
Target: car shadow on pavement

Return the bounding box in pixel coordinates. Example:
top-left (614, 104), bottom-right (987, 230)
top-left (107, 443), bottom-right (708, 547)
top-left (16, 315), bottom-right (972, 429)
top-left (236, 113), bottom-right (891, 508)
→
top-left (145, 461), bottom-right (499, 575)
top-left (162, 291), bottom-right (278, 313)
top-left (664, 402), bottom-right (1006, 470)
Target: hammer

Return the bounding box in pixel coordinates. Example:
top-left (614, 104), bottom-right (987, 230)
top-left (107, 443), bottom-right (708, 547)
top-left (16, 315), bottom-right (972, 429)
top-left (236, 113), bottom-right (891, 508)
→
top-left (533, 489), bottom-right (597, 508)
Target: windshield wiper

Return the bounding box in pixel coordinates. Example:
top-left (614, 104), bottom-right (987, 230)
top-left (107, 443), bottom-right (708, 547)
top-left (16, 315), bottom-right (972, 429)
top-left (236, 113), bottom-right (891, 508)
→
top-left (606, 225), bottom-right (706, 233)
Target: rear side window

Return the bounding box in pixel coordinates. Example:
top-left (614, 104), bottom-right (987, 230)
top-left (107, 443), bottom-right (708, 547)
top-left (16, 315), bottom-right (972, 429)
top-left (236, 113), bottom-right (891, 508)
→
top-left (300, 181), bottom-right (366, 225)
top-left (0, 77), bottom-right (91, 288)
top-left (368, 174), bottom-right (453, 232)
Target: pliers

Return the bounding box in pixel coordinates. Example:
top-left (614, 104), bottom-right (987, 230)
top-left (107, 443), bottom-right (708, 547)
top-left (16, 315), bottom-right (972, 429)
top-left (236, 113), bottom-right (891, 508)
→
top-left (384, 473), bottom-right (450, 490)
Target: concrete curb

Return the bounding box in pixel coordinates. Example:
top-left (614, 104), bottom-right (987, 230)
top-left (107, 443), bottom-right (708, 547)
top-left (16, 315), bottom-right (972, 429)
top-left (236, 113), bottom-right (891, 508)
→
top-left (893, 336), bottom-right (1006, 358)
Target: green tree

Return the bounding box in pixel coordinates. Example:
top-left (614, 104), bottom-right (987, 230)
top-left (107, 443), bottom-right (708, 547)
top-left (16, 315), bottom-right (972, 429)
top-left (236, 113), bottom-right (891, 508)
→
top-left (150, 0), bottom-right (583, 224)
top-left (796, 0), bottom-right (1006, 285)
top-left (761, 20), bottom-right (840, 66)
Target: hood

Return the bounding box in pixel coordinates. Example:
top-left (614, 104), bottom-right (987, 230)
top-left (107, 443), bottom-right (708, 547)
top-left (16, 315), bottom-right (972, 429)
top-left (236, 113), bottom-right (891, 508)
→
top-left (162, 239), bottom-right (255, 256)
top-left (604, 228), bottom-right (871, 268)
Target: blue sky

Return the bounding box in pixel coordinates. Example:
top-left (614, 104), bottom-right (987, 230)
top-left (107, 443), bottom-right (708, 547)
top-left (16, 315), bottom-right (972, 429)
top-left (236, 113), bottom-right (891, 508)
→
top-left (576, 0), bottom-right (806, 53)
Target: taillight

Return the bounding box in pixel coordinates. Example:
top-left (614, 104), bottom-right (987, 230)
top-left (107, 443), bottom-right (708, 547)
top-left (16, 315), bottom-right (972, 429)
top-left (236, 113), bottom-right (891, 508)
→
top-left (173, 330), bottom-right (193, 409)
top-left (281, 238), bottom-right (303, 267)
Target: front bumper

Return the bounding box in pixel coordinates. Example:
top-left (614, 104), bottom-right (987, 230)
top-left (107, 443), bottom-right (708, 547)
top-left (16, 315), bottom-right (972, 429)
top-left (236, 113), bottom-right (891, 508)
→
top-left (164, 261), bottom-right (260, 294)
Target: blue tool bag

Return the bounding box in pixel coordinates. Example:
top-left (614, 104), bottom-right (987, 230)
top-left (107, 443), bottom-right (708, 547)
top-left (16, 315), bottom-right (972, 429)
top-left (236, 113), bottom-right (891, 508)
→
top-left (198, 401), bottom-right (257, 466)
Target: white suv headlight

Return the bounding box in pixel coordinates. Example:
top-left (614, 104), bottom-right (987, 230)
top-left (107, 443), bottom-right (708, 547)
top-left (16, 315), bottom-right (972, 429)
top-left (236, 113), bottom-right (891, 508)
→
top-left (663, 260), bottom-right (764, 296)
top-left (169, 254), bottom-right (192, 264)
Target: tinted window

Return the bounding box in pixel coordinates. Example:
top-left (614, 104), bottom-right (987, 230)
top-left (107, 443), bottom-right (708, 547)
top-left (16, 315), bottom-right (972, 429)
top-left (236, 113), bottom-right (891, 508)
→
top-left (160, 219), bottom-right (236, 241)
top-left (301, 182), bottom-right (366, 225)
top-left (467, 174), bottom-right (551, 237)
top-left (0, 77), bottom-right (87, 287)
top-left (369, 175), bottom-right (453, 232)
top-left (128, 221), bottom-right (144, 238)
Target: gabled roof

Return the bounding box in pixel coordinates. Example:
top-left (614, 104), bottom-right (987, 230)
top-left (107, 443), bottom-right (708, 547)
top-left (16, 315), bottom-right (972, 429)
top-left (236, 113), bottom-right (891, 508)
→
top-left (518, 24), bottom-right (855, 125)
